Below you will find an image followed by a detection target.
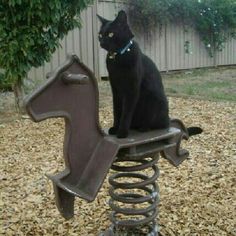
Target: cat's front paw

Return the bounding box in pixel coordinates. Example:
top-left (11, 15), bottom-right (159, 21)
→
top-left (117, 129), bottom-right (128, 139)
top-left (108, 127), bottom-right (118, 135)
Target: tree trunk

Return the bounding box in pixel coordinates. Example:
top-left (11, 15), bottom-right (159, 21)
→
top-left (13, 77), bottom-right (25, 114)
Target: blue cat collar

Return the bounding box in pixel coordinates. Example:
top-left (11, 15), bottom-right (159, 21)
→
top-left (119, 40), bottom-right (133, 55)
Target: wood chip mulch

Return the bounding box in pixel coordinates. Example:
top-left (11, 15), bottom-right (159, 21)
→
top-left (1, 96), bottom-right (235, 236)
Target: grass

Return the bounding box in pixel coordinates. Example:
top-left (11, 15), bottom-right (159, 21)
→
top-left (162, 66), bottom-right (236, 102)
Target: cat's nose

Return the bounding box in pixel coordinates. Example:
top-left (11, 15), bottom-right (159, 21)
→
top-left (100, 41), bottom-right (106, 48)
top-left (98, 38), bottom-right (103, 43)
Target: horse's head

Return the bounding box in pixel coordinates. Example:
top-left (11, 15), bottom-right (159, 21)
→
top-left (24, 54), bottom-right (98, 123)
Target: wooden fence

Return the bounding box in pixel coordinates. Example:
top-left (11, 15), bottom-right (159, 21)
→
top-left (28, 0), bottom-right (236, 81)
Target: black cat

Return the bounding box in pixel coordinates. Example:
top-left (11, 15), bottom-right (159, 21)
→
top-left (98, 10), bottom-right (202, 138)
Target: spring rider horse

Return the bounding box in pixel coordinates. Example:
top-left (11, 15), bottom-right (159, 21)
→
top-left (25, 54), bottom-right (193, 235)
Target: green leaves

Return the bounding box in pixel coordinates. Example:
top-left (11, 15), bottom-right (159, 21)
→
top-left (0, 0), bottom-right (94, 87)
top-left (126, 0), bottom-right (236, 57)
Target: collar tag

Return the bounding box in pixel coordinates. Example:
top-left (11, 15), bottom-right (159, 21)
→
top-left (108, 52), bottom-right (117, 59)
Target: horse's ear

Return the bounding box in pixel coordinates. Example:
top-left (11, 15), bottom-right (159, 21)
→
top-left (62, 72), bottom-right (89, 85)
top-left (97, 14), bottom-right (109, 25)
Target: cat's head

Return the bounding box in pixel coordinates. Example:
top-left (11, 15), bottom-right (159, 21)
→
top-left (97, 10), bottom-right (134, 52)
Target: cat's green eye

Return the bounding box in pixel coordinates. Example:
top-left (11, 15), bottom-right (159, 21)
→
top-left (108, 32), bottom-right (114, 38)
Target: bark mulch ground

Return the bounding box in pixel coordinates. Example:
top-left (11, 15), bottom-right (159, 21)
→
top-left (1, 89), bottom-right (235, 235)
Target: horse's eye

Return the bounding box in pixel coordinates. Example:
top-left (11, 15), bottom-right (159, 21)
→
top-left (108, 32), bottom-right (114, 38)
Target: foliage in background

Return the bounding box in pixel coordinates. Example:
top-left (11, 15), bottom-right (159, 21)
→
top-left (126, 0), bottom-right (236, 57)
top-left (0, 0), bottom-right (94, 110)
top-left (0, 71), bottom-right (12, 91)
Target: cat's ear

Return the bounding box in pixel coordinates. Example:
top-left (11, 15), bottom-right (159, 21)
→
top-left (97, 14), bottom-right (109, 25)
top-left (114, 10), bottom-right (127, 24)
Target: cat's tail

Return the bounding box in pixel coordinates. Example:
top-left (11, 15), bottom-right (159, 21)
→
top-left (187, 126), bottom-right (203, 137)
top-left (170, 119), bottom-right (203, 137)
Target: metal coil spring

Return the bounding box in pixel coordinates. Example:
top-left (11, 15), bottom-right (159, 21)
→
top-left (108, 154), bottom-right (160, 236)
